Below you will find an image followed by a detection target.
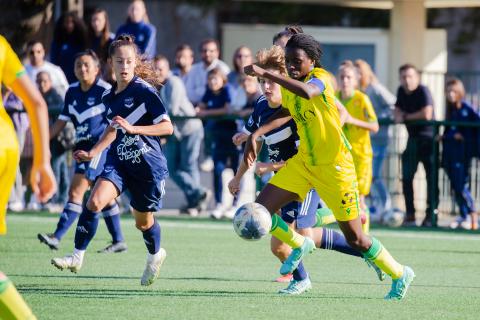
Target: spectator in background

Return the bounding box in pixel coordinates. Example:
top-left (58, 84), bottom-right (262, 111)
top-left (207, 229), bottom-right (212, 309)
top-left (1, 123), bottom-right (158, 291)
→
top-left (50, 11), bottom-right (88, 83)
top-left (228, 46), bottom-right (253, 111)
top-left (116, 0), bottom-right (156, 59)
top-left (154, 55), bottom-right (210, 216)
top-left (25, 41), bottom-right (69, 97)
top-left (36, 71), bottom-right (70, 211)
top-left (88, 8), bottom-right (115, 83)
top-left (172, 44), bottom-right (194, 84)
top-left (196, 68), bottom-right (239, 219)
top-left (394, 63), bottom-right (438, 227)
top-left (355, 59), bottom-right (396, 221)
top-left (186, 39), bottom-right (230, 105)
top-left (442, 78), bottom-right (479, 230)
top-left (236, 74), bottom-right (261, 117)
top-left (3, 90), bottom-right (28, 211)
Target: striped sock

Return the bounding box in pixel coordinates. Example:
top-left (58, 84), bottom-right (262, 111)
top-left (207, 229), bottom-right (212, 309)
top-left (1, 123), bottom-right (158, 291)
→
top-left (53, 202), bottom-right (82, 240)
top-left (320, 228), bottom-right (362, 257)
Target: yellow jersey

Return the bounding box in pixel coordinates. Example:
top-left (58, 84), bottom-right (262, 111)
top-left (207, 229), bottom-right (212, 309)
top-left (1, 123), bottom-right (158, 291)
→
top-left (337, 89), bottom-right (377, 161)
top-left (0, 35), bottom-right (25, 147)
top-left (281, 67), bottom-right (350, 166)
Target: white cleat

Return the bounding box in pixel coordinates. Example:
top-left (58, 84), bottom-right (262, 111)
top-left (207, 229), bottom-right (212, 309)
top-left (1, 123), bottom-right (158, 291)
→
top-left (141, 248), bottom-right (167, 286)
top-left (51, 255), bottom-right (83, 273)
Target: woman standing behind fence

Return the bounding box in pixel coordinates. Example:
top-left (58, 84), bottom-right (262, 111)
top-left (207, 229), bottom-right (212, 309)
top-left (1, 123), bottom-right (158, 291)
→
top-left (442, 78), bottom-right (479, 230)
top-left (354, 59), bottom-right (396, 222)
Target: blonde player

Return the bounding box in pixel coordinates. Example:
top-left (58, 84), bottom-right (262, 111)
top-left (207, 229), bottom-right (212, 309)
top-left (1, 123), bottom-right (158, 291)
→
top-left (0, 35), bottom-right (56, 320)
top-left (337, 60), bottom-right (379, 233)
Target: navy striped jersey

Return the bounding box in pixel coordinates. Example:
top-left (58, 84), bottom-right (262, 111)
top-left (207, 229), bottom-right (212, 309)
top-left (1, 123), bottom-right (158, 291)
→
top-left (58, 78), bottom-right (111, 151)
top-left (102, 76), bottom-right (169, 180)
top-left (243, 95), bottom-right (299, 163)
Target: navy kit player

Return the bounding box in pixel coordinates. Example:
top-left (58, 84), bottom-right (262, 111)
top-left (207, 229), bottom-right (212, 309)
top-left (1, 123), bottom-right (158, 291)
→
top-left (52, 35), bottom-right (173, 286)
top-left (229, 46), bottom-right (385, 295)
top-left (38, 50), bottom-right (127, 253)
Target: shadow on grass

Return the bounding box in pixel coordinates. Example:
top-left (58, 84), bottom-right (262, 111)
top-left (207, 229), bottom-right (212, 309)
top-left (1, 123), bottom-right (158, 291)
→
top-left (16, 286), bottom-right (377, 301)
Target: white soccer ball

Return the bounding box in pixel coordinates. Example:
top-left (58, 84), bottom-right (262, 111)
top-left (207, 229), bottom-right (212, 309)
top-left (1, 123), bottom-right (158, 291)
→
top-left (233, 202), bottom-right (272, 241)
top-left (382, 208), bottom-right (405, 228)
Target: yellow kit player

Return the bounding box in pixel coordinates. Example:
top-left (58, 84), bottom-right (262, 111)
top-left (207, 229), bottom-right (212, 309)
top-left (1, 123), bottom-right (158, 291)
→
top-left (0, 35), bottom-right (56, 320)
top-left (244, 33), bottom-right (414, 300)
top-left (337, 60), bottom-right (379, 233)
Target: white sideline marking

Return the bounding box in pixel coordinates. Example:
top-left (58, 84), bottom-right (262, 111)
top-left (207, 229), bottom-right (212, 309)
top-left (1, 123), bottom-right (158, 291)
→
top-left (8, 215), bottom-right (480, 242)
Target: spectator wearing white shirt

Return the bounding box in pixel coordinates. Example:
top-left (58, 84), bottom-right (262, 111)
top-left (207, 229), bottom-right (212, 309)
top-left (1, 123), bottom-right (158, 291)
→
top-left (24, 41), bottom-right (69, 97)
top-left (185, 39), bottom-right (230, 105)
top-left (172, 44), bottom-right (194, 85)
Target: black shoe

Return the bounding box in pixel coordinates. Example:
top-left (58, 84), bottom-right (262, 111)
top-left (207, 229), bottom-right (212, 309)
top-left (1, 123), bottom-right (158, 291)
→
top-left (196, 190), bottom-right (212, 213)
top-left (97, 241), bottom-right (128, 253)
top-left (421, 218), bottom-right (434, 227)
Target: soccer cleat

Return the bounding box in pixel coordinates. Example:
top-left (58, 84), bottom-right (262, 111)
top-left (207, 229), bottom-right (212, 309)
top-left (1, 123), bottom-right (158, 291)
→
top-left (365, 259), bottom-right (386, 281)
top-left (280, 237), bottom-right (315, 275)
top-left (97, 241), bottom-right (128, 254)
top-left (141, 248), bottom-right (167, 286)
top-left (275, 273), bottom-right (293, 283)
top-left (37, 233), bottom-right (60, 250)
top-left (51, 255), bottom-right (83, 273)
top-left (384, 266), bottom-right (415, 301)
top-left (278, 277), bottom-right (312, 295)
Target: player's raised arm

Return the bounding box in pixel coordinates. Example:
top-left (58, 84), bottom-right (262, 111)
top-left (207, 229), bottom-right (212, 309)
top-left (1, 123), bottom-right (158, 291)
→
top-left (10, 74), bottom-right (56, 202)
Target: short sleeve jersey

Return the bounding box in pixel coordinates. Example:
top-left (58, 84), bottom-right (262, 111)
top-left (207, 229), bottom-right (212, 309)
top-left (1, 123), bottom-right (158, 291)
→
top-left (202, 85), bottom-right (236, 132)
top-left (281, 67), bottom-right (349, 166)
top-left (395, 84), bottom-right (434, 138)
top-left (337, 90), bottom-right (377, 161)
top-left (59, 78), bottom-right (111, 151)
top-left (102, 76), bottom-right (170, 180)
top-left (0, 35), bottom-right (25, 143)
top-left (243, 95), bottom-right (299, 163)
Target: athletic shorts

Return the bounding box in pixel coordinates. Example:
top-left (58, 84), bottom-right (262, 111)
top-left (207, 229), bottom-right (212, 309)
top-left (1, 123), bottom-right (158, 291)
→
top-left (99, 161), bottom-right (166, 213)
top-left (269, 148), bottom-right (359, 222)
top-left (0, 130), bottom-right (19, 235)
top-left (281, 189), bottom-right (319, 229)
top-left (353, 157), bottom-right (372, 196)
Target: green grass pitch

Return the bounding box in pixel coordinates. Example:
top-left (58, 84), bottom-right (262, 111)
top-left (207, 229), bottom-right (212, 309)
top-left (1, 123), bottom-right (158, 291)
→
top-left (1, 212), bottom-right (480, 320)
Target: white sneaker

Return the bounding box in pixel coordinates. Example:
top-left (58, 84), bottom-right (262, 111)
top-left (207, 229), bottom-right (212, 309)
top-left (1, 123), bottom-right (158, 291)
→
top-left (210, 203), bottom-right (225, 220)
top-left (51, 254), bottom-right (83, 273)
top-left (141, 248), bottom-right (167, 286)
top-left (223, 206), bottom-right (236, 220)
top-left (200, 157), bottom-right (214, 172)
top-left (8, 201), bottom-right (24, 212)
top-left (450, 216), bottom-right (471, 229)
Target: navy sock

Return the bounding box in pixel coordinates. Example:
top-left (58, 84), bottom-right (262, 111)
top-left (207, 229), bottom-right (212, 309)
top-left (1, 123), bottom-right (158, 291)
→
top-left (53, 202), bottom-right (82, 240)
top-left (74, 207), bottom-right (100, 250)
top-left (292, 261), bottom-right (308, 281)
top-left (320, 228), bottom-right (362, 257)
top-left (142, 219), bottom-right (161, 254)
top-left (102, 203), bottom-right (124, 243)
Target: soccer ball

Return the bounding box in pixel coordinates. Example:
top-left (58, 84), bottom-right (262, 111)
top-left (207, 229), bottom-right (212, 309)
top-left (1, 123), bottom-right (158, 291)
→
top-left (382, 208), bottom-right (405, 228)
top-left (233, 203), bottom-right (272, 241)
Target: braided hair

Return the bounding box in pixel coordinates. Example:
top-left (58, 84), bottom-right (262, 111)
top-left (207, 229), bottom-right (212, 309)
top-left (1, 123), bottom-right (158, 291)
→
top-left (285, 33), bottom-right (323, 68)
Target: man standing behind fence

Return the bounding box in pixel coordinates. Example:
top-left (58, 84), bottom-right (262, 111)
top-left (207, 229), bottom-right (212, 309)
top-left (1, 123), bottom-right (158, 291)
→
top-left (394, 64), bottom-right (438, 227)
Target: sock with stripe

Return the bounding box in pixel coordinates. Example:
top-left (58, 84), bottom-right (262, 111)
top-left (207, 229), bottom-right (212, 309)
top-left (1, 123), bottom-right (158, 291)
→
top-left (74, 207), bottom-right (100, 250)
top-left (319, 227), bottom-right (362, 257)
top-left (270, 214), bottom-right (305, 249)
top-left (102, 203), bottom-right (124, 243)
top-left (53, 201), bottom-right (82, 240)
top-left (142, 219), bottom-right (161, 254)
top-left (363, 237), bottom-right (404, 279)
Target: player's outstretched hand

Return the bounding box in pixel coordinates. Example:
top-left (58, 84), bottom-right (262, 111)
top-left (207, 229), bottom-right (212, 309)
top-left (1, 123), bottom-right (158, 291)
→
top-left (232, 132), bottom-right (248, 146)
top-left (30, 162), bottom-right (57, 203)
top-left (228, 177), bottom-right (240, 196)
top-left (244, 64), bottom-right (265, 77)
top-left (111, 115), bottom-right (136, 134)
top-left (73, 150), bottom-right (93, 162)
top-left (243, 134), bottom-right (258, 167)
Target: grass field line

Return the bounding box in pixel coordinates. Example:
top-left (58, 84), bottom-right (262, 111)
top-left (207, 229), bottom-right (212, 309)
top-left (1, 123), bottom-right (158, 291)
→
top-left (8, 214), bottom-right (480, 242)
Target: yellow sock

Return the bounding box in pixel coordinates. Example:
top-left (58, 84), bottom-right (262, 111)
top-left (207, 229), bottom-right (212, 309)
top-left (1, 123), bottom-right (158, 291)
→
top-left (270, 214), bottom-right (304, 248)
top-left (0, 273), bottom-right (36, 320)
top-left (363, 238), bottom-right (404, 279)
